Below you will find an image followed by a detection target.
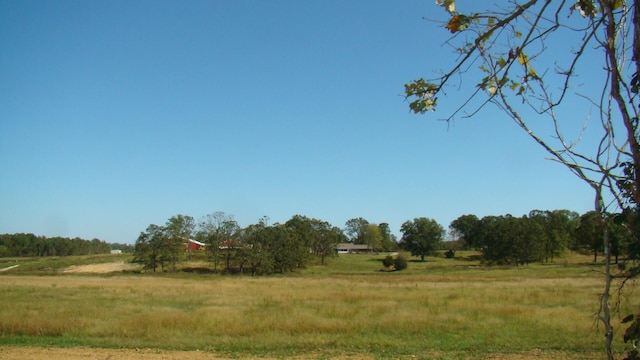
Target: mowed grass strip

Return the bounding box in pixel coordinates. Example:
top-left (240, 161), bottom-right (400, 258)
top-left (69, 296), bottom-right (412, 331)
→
top-left (0, 253), bottom-right (634, 359)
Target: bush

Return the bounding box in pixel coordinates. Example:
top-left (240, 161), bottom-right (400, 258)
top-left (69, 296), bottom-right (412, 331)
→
top-left (394, 253), bottom-right (408, 271)
top-left (382, 255), bottom-right (394, 268)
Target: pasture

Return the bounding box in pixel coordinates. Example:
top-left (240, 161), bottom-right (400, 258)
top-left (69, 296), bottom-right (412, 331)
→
top-left (0, 252), bottom-right (636, 359)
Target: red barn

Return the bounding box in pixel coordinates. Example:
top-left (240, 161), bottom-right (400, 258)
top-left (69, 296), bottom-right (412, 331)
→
top-left (184, 239), bottom-right (206, 252)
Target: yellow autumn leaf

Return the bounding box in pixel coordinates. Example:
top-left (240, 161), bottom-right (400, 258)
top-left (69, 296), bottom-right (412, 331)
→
top-left (517, 52), bottom-right (530, 66)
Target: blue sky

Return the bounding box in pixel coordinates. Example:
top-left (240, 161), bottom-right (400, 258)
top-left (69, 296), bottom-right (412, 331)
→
top-left (0, 1), bottom-right (595, 243)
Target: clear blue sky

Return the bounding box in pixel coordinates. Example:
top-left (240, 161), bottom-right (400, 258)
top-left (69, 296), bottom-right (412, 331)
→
top-left (0, 0), bottom-right (595, 243)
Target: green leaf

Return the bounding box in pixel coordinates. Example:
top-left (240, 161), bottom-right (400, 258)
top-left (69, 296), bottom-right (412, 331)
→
top-left (405, 78), bottom-right (438, 113)
top-left (477, 75), bottom-right (490, 90)
top-left (496, 57), bottom-right (507, 69)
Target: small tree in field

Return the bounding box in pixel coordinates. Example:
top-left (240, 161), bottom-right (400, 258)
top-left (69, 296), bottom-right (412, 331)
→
top-left (400, 217), bottom-right (445, 261)
top-left (382, 254), bottom-right (395, 269)
top-left (394, 253), bottom-right (409, 271)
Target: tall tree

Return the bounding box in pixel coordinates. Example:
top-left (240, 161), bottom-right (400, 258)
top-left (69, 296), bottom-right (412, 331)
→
top-left (378, 223), bottom-right (398, 252)
top-left (510, 216), bottom-right (545, 265)
top-left (528, 210), bottom-right (579, 262)
top-left (166, 214), bottom-right (195, 263)
top-left (312, 222), bottom-right (347, 265)
top-left (344, 217), bottom-right (369, 244)
top-left (198, 212), bottom-right (238, 271)
top-left (576, 211), bottom-right (604, 263)
top-left (361, 224), bottom-right (383, 252)
top-left (449, 214), bottom-right (480, 250)
top-left (242, 218), bottom-right (275, 276)
top-left (163, 214), bottom-right (194, 271)
top-left (478, 215), bottom-right (515, 263)
top-left (133, 224), bottom-right (167, 273)
top-left (399, 217), bottom-right (445, 261)
top-left (404, 2), bottom-right (640, 356)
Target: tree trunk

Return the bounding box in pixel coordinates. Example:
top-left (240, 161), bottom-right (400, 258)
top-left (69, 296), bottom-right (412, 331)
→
top-left (602, 225), bottom-right (614, 360)
top-left (597, 189), bottom-right (614, 360)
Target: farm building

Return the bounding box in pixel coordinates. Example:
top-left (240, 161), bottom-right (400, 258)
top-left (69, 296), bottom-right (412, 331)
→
top-left (335, 243), bottom-right (373, 254)
top-left (219, 239), bottom-right (241, 250)
top-left (183, 239), bottom-right (206, 252)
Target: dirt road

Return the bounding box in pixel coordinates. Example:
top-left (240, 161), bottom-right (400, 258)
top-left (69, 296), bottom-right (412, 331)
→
top-left (62, 261), bottom-right (138, 273)
top-left (0, 347), bottom-right (603, 360)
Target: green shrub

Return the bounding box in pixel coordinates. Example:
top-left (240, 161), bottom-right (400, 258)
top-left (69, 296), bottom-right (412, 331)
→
top-left (382, 255), bottom-right (394, 268)
top-left (394, 253), bottom-right (408, 271)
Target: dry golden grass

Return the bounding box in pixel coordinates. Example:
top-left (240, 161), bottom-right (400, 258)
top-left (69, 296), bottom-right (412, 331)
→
top-left (0, 252), bottom-right (637, 359)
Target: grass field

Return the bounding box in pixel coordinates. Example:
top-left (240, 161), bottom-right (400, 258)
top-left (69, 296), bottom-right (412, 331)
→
top-left (0, 252), bottom-right (637, 359)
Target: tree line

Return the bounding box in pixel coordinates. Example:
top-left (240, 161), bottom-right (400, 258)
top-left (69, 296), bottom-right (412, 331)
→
top-left (449, 210), bottom-right (637, 265)
top-left (2, 208), bottom-right (631, 269)
top-left (0, 233), bottom-right (132, 257)
top-left (133, 208), bottom-right (634, 275)
top-left (133, 213), bottom-right (349, 275)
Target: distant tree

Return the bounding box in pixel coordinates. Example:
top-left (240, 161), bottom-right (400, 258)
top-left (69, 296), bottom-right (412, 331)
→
top-left (0, 233), bottom-right (115, 257)
top-left (198, 212), bottom-right (239, 272)
top-left (449, 214), bottom-right (480, 250)
top-left (529, 210), bottom-right (578, 263)
top-left (313, 223), bottom-right (346, 265)
top-left (243, 219), bottom-right (275, 275)
top-left (273, 222), bottom-right (307, 273)
top-left (608, 217), bottom-right (630, 264)
top-left (399, 217), bottom-right (445, 261)
top-left (344, 217), bottom-right (369, 244)
top-left (220, 219), bottom-right (241, 273)
top-left (476, 214), bottom-right (544, 265)
top-left (345, 221), bottom-right (396, 252)
top-left (510, 216), bottom-right (544, 265)
top-left (378, 223), bottom-right (398, 252)
top-left (576, 211), bottom-right (603, 263)
top-left (133, 231), bottom-right (152, 270)
top-left (478, 215), bottom-right (512, 263)
top-left (284, 215), bottom-right (316, 250)
top-left (110, 243), bottom-right (135, 253)
top-left (133, 224), bottom-right (166, 273)
top-left (361, 224), bottom-right (383, 252)
top-left (0, 245), bottom-right (9, 257)
top-left (163, 214), bottom-right (195, 271)
top-left (382, 254), bottom-right (394, 268)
